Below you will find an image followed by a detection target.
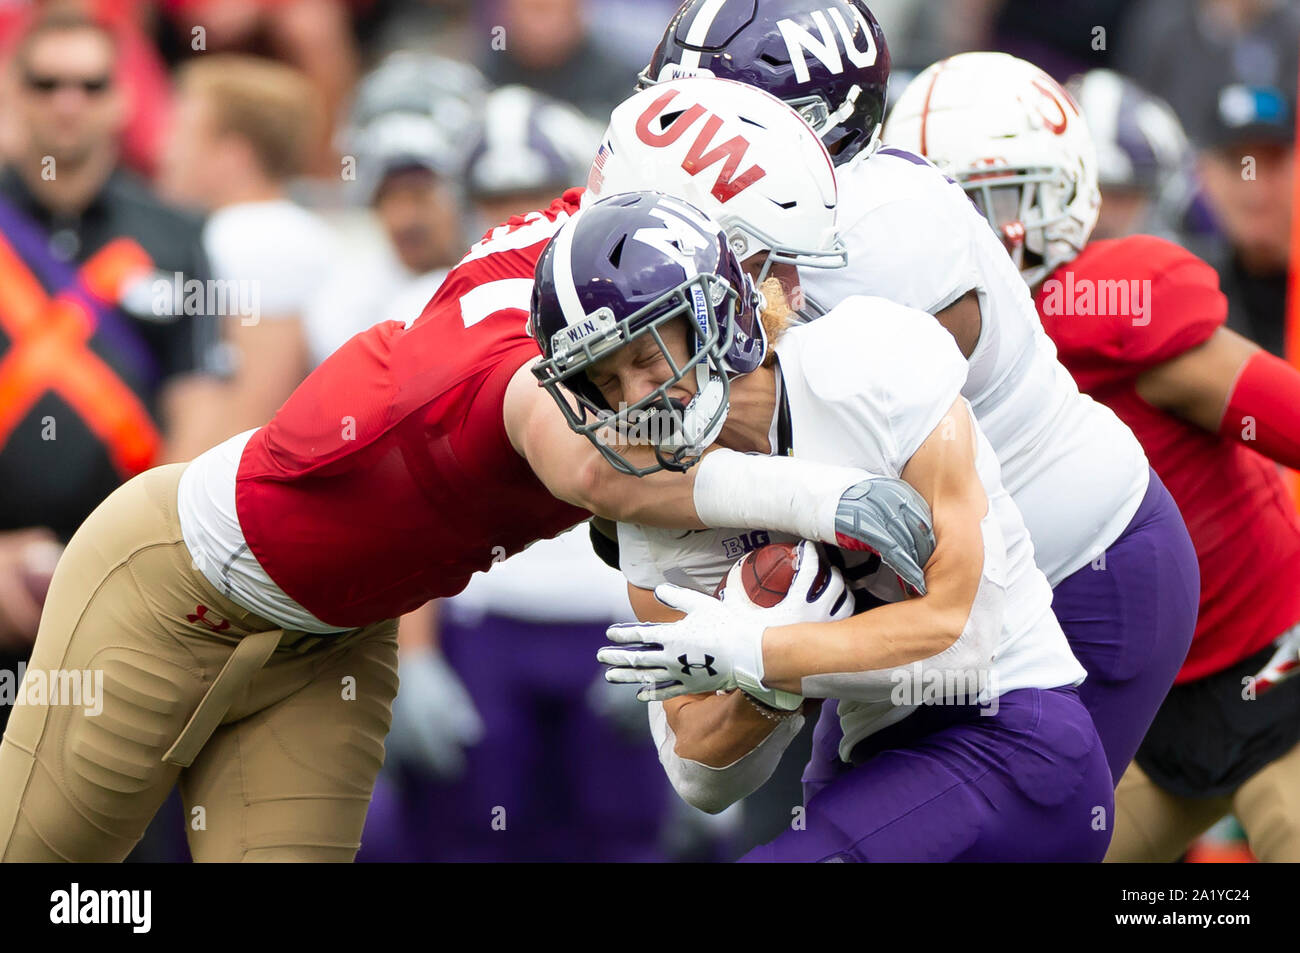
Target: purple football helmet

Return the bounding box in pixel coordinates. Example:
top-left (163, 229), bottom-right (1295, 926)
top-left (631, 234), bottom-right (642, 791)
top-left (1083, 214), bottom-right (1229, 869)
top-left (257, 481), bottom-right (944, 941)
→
top-left (1067, 69), bottom-right (1194, 240)
top-left (640, 0), bottom-right (891, 166)
top-left (530, 191), bottom-right (764, 476)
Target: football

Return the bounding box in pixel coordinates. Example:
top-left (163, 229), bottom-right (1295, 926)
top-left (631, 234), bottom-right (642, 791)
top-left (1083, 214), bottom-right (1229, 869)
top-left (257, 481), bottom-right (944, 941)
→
top-left (719, 541), bottom-right (830, 607)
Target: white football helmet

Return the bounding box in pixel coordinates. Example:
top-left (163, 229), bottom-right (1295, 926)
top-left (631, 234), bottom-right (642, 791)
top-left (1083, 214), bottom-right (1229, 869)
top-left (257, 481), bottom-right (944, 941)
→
top-left (587, 77), bottom-right (845, 286)
top-left (885, 52), bottom-right (1101, 286)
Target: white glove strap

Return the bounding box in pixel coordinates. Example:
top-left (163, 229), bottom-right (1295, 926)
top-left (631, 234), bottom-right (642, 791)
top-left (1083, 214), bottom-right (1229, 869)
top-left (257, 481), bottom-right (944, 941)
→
top-left (733, 651), bottom-right (803, 711)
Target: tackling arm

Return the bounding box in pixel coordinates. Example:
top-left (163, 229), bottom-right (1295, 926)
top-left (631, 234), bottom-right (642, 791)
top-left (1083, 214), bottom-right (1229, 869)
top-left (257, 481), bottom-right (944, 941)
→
top-left (504, 362), bottom-right (885, 540)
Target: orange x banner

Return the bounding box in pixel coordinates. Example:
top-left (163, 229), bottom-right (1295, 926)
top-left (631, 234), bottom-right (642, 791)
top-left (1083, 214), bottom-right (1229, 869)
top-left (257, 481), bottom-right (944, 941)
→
top-left (0, 232), bottom-right (162, 477)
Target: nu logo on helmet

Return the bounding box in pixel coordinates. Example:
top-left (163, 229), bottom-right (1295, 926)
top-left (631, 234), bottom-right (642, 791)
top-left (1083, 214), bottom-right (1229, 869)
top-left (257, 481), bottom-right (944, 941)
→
top-left (777, 7), bottom-right (879, 84)
top-left (631, 205), bottom-right (714, 274)
top-left (634, 90), bottom-right (767, 203)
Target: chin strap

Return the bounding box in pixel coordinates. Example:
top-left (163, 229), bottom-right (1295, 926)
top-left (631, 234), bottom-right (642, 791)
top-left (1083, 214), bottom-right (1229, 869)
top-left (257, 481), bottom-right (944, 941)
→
top-left (673, 371), bottom-right (729, 454)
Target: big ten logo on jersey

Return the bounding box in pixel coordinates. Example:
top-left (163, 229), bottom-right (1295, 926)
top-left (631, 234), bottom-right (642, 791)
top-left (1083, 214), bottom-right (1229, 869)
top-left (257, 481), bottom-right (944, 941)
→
top-left (777, 6), bottom-right (879, 84)
top-left (722, 530), bottom-right (771, 559)
top-left (634, 90), bottom-right (767, 202)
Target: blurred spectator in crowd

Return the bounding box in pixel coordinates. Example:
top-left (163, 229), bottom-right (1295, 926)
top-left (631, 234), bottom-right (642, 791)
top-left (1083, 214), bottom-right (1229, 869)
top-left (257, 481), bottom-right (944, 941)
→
top-left (985, 0), bottom-right (1128, 79)
top-left (0, 10), bottom-right (221, 711)
top-left (379, 83), bottom-right (597, 339)
top-left (159, 54), bottom-right (333, 436)
top-left (589, 0), bottom-right (685, 72)
top-left (1115, 0), bottom-right (1299, 357)
top-left (0, 1), bottom-right (174, 176)
top-left (1198, 76), bottom-right (1295, 358)
top-left (1069, 69), bottom-right (1196, 242)
top-left (360, 526), bottom-right (674, 862)
top-left (304, 51), bottom-right (481, 364)
top-left (159, 0), bottom-right (360, 173)
top-left (1118, 0), bottom-right (1300, 148)
top-left (869, 0), bottom-right (1127, 77)
top-left (461, 84), bottom-right (599, 233)
top-left (476, 0), bottom-right (632, 120)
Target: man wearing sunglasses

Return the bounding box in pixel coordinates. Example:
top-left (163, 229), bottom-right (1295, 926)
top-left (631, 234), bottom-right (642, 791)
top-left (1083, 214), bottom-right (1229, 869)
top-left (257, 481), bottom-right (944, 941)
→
top-left (0, 12), bottom-right (223, 727)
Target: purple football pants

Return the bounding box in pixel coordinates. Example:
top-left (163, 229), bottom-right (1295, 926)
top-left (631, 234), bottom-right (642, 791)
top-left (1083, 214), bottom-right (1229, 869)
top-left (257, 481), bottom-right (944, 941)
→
top-left (744, 686), bottom-right (1113, 862)
top-left (742, 470), bottom-right (1195, 862)
top-left (1050, 468), bottom-right (1199, 784)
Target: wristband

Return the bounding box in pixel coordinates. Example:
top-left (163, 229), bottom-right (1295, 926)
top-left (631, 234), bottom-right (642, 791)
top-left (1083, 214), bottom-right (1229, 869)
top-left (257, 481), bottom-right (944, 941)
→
top-left (740, 691), bottom-right (802, 722)
top-left (1219, 350), bottom-right (1300, 470)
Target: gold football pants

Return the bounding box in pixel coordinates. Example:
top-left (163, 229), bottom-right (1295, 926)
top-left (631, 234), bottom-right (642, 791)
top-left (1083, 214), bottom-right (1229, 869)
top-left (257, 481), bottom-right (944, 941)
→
top-left (0, 463), bottom-right (399, 862)
top-left (1105, 746), bottom-right (1300, 862)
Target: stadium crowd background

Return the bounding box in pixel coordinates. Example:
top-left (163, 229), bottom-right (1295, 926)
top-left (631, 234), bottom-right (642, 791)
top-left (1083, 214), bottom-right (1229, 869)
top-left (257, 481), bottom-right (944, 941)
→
top-left (0, 0), bottom-right (1295, 862)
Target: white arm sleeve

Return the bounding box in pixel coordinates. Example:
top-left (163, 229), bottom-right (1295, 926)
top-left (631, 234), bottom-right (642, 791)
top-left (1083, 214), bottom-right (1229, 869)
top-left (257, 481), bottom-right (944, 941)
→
top-left (616, 520), bottom-right (665, 592)
top-left (692, 449), bottom-right (871, 544)
top-left (648, 701), bottom-right (805, 815)
top-left (800, 502), bottom-right (1008, 703)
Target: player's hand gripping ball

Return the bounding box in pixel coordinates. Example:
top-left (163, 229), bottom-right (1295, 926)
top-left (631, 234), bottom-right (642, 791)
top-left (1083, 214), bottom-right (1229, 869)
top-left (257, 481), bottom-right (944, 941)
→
top-left (716, 540), bottom-right (833, 607)
top-left (599, 541), bottom-right (853, 707)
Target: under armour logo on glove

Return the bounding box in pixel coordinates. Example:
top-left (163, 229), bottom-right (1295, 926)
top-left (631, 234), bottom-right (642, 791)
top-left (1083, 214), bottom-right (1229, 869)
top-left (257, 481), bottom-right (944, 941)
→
top-left (678, 654), bottom-right (717, 677)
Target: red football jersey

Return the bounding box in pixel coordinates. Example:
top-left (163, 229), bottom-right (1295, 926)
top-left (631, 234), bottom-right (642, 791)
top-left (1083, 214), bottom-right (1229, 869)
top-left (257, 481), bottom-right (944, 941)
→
top-left (1038, 235), bottom-right (1300, 683)
top-left (234, 190), bottom-right (590, 627)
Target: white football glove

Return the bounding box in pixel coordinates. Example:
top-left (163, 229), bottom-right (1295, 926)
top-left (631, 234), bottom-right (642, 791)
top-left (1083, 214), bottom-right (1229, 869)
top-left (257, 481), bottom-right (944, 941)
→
top-left (384, 650), bottom-right (485, 781)
top-left (598, 541), bottom-right (853, 706)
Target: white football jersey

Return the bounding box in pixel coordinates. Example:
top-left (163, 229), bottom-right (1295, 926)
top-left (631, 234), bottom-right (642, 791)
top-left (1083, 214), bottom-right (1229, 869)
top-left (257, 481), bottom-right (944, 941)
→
top-left (800, 148), bottom-right (1149, 584)
top-left (618, 299), bottom-right (1086, 754)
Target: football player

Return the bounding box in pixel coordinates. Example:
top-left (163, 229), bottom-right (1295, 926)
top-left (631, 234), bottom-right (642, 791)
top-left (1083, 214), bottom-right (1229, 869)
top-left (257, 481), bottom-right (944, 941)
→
top-left (887, 50), bottom-right (1300, 861)
top-left (533, 188), bottom-right (1112, 861)
top-left (0, 175), bottom-right (905, 862)
top-left (626, 1), bottom-right (1199, 787)
top-left (1066, 68), bottom-right (1195, 243)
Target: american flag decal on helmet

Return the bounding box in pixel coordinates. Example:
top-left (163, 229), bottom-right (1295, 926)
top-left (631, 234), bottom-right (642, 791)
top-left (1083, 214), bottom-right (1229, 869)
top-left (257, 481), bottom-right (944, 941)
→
top-left (588, 143), bottom-right (610, 194)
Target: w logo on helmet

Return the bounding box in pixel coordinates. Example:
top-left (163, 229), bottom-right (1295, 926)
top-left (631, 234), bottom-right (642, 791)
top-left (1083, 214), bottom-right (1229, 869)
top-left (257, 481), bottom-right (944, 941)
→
top-left (634, 89), bottom-right (767, 203)
top-left (777, 6), bottom-right (879, 84)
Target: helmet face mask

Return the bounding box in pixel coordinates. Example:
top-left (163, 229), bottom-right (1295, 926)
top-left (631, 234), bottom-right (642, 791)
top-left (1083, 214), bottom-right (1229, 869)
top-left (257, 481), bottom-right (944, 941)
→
top-left (726, 214), bottom-right (849, 291)
top-left (961, 164), bottom-right (1080, 286)
top-left (530, 192), bottom-right (764, 477)
top-left (786, 87), bottom-right (879, 159)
